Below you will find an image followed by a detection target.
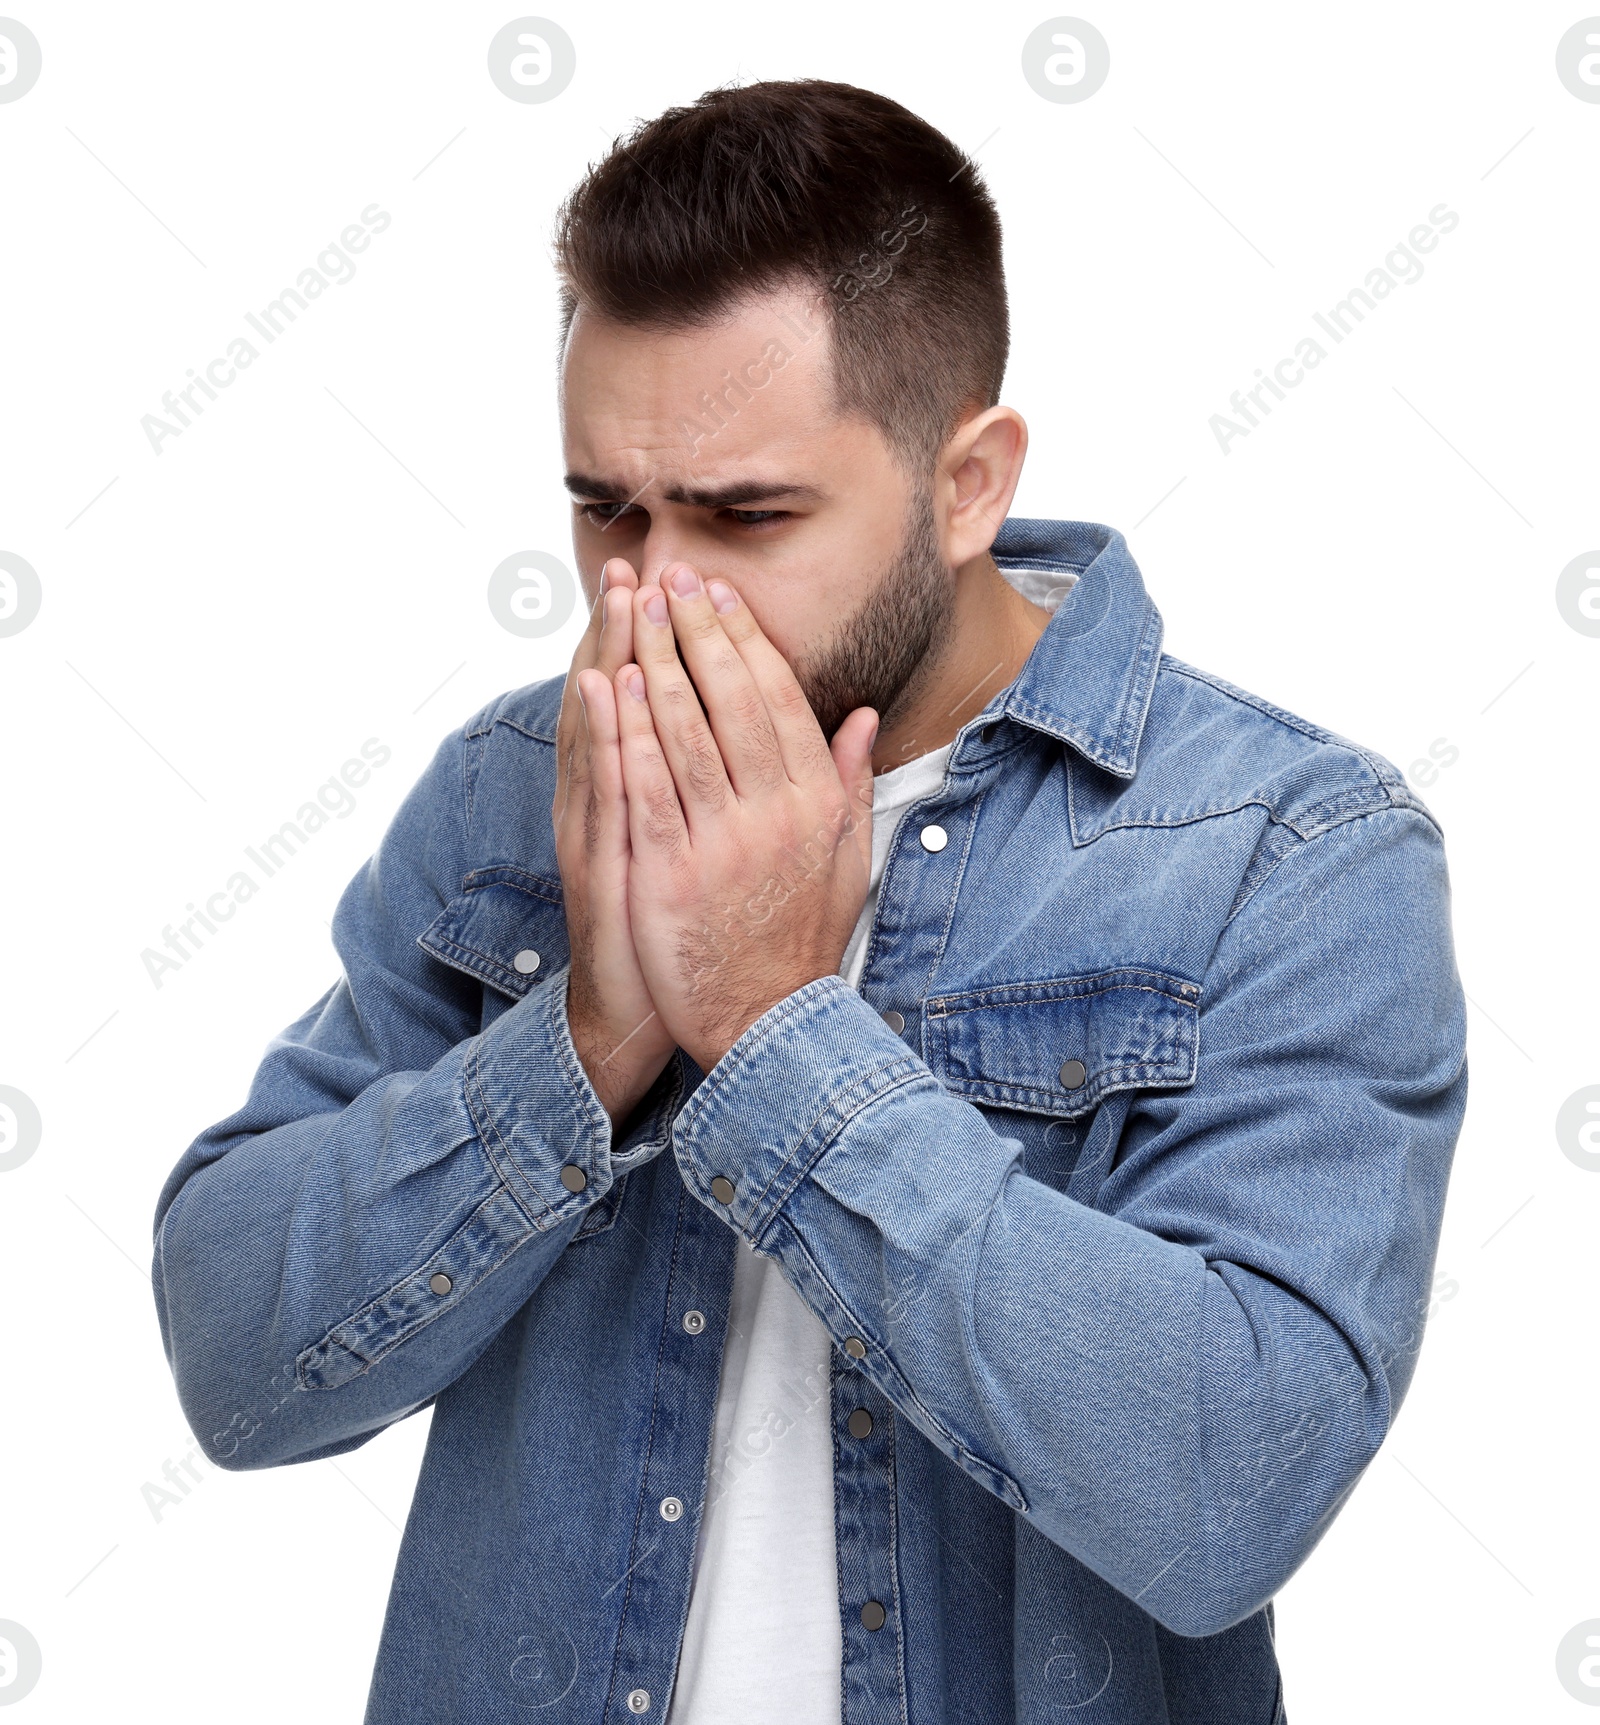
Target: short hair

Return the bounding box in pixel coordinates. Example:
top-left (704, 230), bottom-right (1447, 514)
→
top-left (552, 78), bottom-right (1009, 477)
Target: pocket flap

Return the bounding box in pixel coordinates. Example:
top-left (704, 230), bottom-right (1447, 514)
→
top-left (925, 967), bottom-right (1199, 1117)
top-left (416, 865), bottom-right (569, 1001)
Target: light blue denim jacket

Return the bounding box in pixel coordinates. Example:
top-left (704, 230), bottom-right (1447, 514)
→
top-left (152, 517), bottom-right (1467, 1725)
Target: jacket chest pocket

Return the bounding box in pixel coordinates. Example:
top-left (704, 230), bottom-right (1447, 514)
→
top-left (924, 967), bottom-right (1200, 1123)
top-left (415, 864), bottom-right (571, 1004)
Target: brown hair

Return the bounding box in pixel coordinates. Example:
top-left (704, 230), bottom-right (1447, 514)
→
top-left (552, 78), bottom-right (1009, 477)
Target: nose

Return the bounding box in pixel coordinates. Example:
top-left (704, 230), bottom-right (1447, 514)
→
top-left (635, 530), bottom-right (682, 587)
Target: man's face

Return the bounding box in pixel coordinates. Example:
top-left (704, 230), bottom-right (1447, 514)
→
top-left (560, 284), bottom-right (955, 738)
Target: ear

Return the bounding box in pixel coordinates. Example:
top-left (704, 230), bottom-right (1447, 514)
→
top-left (938, 405), bottom-right (1029, 569)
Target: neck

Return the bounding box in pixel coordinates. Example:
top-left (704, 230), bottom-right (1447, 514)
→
top-left (871, 552), bottom-right (1052, 775)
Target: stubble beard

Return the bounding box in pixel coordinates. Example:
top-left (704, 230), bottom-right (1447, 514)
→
top-left (792, 483), bottom-right (955, 746)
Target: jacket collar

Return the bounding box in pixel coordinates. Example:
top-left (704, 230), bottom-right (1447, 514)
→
top-left (987, 517), bottom-right (1163, 780)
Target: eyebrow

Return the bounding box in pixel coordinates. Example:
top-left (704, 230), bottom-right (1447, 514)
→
top-left (563, 473), bottom-right (825, 509)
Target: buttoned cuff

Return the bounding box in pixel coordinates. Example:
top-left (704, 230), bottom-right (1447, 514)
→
top-left (671, 975), bottom-right (932, 1241)
top-left (466, 962), bottom-right (677, 1229)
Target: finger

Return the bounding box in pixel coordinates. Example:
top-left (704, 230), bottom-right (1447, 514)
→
top-left (557, 558), bottom-right (634, 812)
top-left (595, 570), bottom-right (638, 680)
top-left (829, 706), bottom-right (879, 867)
top-left (614, 662), bottom-right (690, 860)
top-left (630, 579), bottom-right (734, 824)
top-left (659, 562), bottom-right (785, 796)
top-left (576, 667), bottom-right (630, 865)
top-left (700, 576), bottom-right (836, 784)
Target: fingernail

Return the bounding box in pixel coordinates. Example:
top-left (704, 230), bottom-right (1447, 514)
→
top-left (669, 564), bottom-right (702, 599)
top-left (599, 562), bottom-right (611, 595)
top-left (576, 678), bottom-right (588, 708)
top-left (622, 666), bottom-right (647, 702)
top-left (707, 580), bottom-right (738, 614)
top-left (642, 588), bottom-right (668, 626)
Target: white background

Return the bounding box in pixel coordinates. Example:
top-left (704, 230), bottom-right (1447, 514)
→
top-left (2, 2), bottom-right (1597, 1719)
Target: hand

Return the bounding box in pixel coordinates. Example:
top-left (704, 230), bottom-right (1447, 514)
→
top-left (553, 557), bottom-right (677, 1125)
top-left (602, 560), bottom-right (879, 1072)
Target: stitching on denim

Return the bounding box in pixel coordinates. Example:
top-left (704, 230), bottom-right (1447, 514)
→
top-left (770, 1207), bottom-right (1029, 1514)
top-left (418, 875), bottom-right (567, 997)
top-left (1110, 598), bottom-right (1165, 770)
top-left (1065, 774), bottom-right (1419, 846)
top-left (328, 1180), bottom-right (531, 1353)
top-left (1221, 825), bottom-right (1303, 929)
top-left (1060, 654), bottom-right (1440, 844)
top-left (463, 727), bottom-right (484, 833)
top-left (1288, 779), bottom-right (1435, 840)
top-left (464, 673), bottom-right (564, 746)
top-left (747, 1064), bottom-right (937, 1235)
top-left (934, 1063), bottom-right (1195, 1114)
top-left (1007, 695), bottom-right (1133, 776)
top-left (883, 1392), bottom-right (912, 1725)
top-left (927, 971), bottom-right (1197, 1015)
top-left (914, 784), bottom-right (987, 1013)
top-left (673, 975), bottom-right (848, 1142)
top-left (463, 694), bottom-right (504, 739)
top-left (420, 932), bottom-right (533, 995)
top-left (736, 1053), bottom-right (932, 1228)
top-left (1162, 655), bottom-right (1398, 772)
top-left (1221, 803), bottom-right (1432, 933)
top-left (856, 779), bottom-right (989, 1015)
top-left (854, 756), bottom-right (974, 986)
top-left (1160, 658), bottom-right (1446, 835)
top-left (602, 1180), bottom-right (691, 1721)
top-left (996, 555), bottom-right (1088, 576)
top-left (493, 711), bottom-right (559, 746)
top-left (296, 1335), bottom-right (364, 1387)
top-left (459, 864), bottom-right (565, 902)
top-left (544, 967), bottom-right (616, 1160)
top-left (464, 1031), bottom-right (556, 1229)
top-left (296, 1180), bottom-right (538, 1387)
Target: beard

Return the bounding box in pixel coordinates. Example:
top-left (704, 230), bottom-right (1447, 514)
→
top-left (791, 483), bottom-right (955, 743)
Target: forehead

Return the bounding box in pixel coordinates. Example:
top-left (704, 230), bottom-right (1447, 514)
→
top-left (560, 286), bottom-right (848, 482)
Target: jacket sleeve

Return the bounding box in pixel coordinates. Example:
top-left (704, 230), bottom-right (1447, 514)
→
top-left (151, 706), bottom-right (677, 1472)
top-left (668, 803), bottom-right (1468, 1638)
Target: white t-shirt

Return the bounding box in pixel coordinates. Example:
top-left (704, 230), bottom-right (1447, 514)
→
top-left (665, 742), bottom-right (955, 1724)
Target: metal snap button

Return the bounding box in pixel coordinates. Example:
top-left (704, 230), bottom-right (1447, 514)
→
top-left (559, 1163), bottom-right (588, 1192)
top-left (918, 823), bottom-right (948, 853)
top-left (428, 1272), bottom-right (453, 1296)
top-left (683, 1309), bottom-right (706, 1334)
top-left (659, 1496), bottom-right (683, 1521)
top-left (861, 1600), bottom-right (887, 1630)
top-left (710, 1175), bottom-right (736, 1204)
top-left (848, 1407), bottom-right (873, 1438)
top-left (626, 1690), bottom-right (651, 1714)
top-left (843, 1336), bottom-right (867, 1359)
top-left (512, 948), bottom-right (541, 975)
top-left (1058, 1058), bottom-right (1088, 1090)
top-left (880, 1009), bottom-right (906, 1035)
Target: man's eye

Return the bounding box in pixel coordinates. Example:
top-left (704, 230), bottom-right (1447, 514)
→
top-left (723, 509), bottom-right (789, 528)
top-left (579, 502), bottom-right (639, 528)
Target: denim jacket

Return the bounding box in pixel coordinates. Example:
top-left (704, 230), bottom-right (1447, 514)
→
top-left (152, 517), bottom-right (1468, 1725)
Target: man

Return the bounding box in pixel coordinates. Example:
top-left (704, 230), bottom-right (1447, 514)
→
top-left (152, 79), bottom-right (1468, 1724)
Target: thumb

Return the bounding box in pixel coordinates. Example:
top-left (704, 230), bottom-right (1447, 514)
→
top-left (829, 706), bottom-right (879, 851)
